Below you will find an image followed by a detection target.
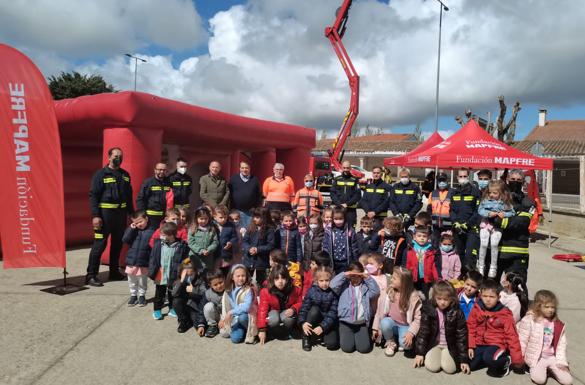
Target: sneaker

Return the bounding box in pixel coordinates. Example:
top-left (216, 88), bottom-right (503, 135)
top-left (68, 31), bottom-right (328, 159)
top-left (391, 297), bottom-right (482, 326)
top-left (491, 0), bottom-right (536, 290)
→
top-left (205, 325), bottom-right (219, 338)
top-left (501, 356), bottom-right (511, 377)
top-left (476, 262), bottom-right (484, 274)
top-left (177, 323), bottom-right (191, 333)
top-left (488, 266), bottom-right (497, 278)
top-left (384, 341), bottom-right (397, 357)
top-left (137, 296), bottom-right (146, 307)
top-left (152, 310), bottom-right (163, 320)
top-left (302, 335), bottom-right (312, 352)
top-left (127, 296), bottom-right (138, 306)
top-left (85, 276), bottom-right (103, 287)
top-left (168, 309), bottom-right (177, 318)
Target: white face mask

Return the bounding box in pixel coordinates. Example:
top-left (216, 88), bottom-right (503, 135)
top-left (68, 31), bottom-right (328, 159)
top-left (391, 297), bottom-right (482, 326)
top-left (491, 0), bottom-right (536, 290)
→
top-left (177, 167), bottom-right (187, 175)
top-left (309, 223), bottom-right (318, 230)
top-left (400, 177), bottom-right (409, 185)
top-left (458, 177), bottom-right (469, 185)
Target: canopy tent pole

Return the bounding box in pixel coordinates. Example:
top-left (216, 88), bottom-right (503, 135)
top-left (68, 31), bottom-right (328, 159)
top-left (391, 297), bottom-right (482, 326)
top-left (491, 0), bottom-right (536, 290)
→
top-left (434, 165), bottom-right (438, 189)
top-left (450, 169), bottom-right (454, 185)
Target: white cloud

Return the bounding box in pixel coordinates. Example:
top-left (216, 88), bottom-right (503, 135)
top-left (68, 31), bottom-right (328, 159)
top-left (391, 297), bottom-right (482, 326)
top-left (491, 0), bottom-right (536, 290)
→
top-left (3, 0), bottom-right (585, 134)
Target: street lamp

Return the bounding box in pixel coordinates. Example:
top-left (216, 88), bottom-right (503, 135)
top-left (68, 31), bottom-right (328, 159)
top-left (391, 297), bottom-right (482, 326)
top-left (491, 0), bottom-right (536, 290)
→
top-left (124, 53), bottom-right (147, 91)
top-left (433, 0), bottom-right (448, 132)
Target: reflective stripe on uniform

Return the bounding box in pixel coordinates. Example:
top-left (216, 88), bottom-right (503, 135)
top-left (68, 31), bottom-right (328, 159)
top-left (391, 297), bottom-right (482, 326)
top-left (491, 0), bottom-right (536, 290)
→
top-left (366, 188), bottom-right (374, 193)
top-left (452, 196), bottom-right (461, 201)
top-left (518, 212), bottom-right (533, 218)
top-left (172, 182), bottom-right (182, 186)
top-left (463, 196), bottom-right (474, 201)
top-left (103, 177), bottom-right (116, 183)
top-left (151, 186), bottom-right (162, 191)
top-left (394, 189), bottom-right (404, 194)
top-left (146, 210), bottom-right (164, 216)
top-left (183, 181), bottom-right (191, 186)
top-left (123, 176), bottom-right (130, 182)
top-left (405, 190), bottom-right (415, 195)
top-left (99, 202), bottom-right (127, 209)
top-left (94, 233), bottom-right (104, 239)
top-left (499, 246), bottom-right (529, 254)
top-left (375, 189), bottom-right (385, 193)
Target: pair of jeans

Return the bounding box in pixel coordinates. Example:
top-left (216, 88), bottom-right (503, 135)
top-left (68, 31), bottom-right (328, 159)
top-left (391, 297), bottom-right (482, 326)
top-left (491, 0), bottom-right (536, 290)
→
top-left (230, 313), bottom-right (249, 343)
top-left (470, 345), bottom-right (510, 376)
top-left (379, 317), bottom-right (410, 347)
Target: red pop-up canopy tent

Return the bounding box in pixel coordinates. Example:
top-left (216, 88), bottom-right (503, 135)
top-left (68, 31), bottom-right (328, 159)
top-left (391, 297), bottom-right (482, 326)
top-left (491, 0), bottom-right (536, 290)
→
top-left (383, 131), bottom-right (444, 167)
top-left (403, 120), bottom-right (553, 170)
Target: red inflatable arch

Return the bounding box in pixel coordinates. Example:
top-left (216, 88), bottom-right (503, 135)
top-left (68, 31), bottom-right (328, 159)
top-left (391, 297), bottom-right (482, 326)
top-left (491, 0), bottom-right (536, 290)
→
top-left (55, 91), bottom-right (315, 245)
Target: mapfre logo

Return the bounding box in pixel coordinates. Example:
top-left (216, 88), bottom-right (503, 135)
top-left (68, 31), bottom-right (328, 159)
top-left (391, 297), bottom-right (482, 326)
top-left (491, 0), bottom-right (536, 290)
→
top-left (465, 140), bottom-right (506, 151)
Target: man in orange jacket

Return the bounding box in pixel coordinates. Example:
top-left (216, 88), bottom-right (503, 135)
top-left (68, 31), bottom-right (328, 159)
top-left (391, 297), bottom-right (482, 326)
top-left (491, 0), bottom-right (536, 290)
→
top-left (293, 174), bottom-right (324, 218)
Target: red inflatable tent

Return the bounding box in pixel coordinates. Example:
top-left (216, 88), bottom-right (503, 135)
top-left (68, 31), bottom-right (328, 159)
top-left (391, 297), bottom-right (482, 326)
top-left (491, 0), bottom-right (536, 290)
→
top-left (402, 120), bottom-right (553, 170)
top-left (383, 131), bottom-right (444, 167)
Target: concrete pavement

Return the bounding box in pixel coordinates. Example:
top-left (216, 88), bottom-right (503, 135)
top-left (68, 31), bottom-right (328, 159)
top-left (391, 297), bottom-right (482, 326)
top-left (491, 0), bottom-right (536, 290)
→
top-left (1, 242), bottom-right (584, 385)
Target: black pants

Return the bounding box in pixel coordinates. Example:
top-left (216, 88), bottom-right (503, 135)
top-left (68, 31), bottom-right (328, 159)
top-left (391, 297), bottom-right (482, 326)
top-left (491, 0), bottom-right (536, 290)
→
top-left (248, 268), bottom-right (267, 288)
top-left (454, 231), bottom-right (468, 262)
top-left (345, 208), bottom-right (357, 229)
top-left (305, 306), bottom-right (339, 350)
top-left (154, 284), bottom-right (174, 311)
top-left (464, 231), bottom-right (480, 271)
top-left (148, 214), bottom-right (164, 230)
top-left (265, 201), bottom-right (292, 212)
top-left (173, 296), bottom-right (200, 328)
top-left (87, 208), bottom-right (127, 277)
top-left (470, 345), bottom-right (510, 376)
top-left (339, 321), bottom-right (372, 353)
top-left (498, 258), bottom-right (529, 283)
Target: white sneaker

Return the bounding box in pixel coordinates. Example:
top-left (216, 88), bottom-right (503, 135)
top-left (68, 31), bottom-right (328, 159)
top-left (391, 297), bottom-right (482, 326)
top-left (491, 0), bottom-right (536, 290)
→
top-left (488, 266), bottom-right (497, 278)
top-left (476, 263), bottom-right (485, 275)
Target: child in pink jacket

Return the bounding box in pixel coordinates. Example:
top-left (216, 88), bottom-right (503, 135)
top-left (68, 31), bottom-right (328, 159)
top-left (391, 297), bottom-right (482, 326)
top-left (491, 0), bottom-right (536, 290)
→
top-left (438, 231), bottom-right (461, 281)
top-left (517, 290), bottom-right (572, 385)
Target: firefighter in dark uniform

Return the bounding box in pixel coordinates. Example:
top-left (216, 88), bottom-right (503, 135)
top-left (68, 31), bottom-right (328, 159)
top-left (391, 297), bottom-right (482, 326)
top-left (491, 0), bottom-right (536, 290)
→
top-left (388, 168), bottom-right (422, 229)
top-left (168, 157), bottom-right (192, 209)
top-left (86, 147), bottom-right (134, 287)
top-left (493, 169), bottom-right (535, 282)
top-left (359, 166), bottom-right (392, 230)
top-left (449, 168), bottom-right (481, 265)
top-left (136, 163), bottom-right (171, 230)
top-left (330, 160), bottom-right (362, 228)
top-left (465, 169), bottom-right (492, 269)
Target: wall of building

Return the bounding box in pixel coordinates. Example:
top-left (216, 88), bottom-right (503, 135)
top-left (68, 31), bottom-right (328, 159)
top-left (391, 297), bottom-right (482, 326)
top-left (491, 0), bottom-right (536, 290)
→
top-left (553, 159), bottom-right (579, 194)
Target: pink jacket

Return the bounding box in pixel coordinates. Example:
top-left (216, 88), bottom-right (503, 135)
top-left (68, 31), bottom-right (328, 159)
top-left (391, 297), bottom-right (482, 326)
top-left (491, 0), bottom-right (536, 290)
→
top-left (517, 313), bottom-right (568, 368)
top-left (372, 288), bottom-right (422, 337)
top-left (440, 249), bottom-right (461, 280)
top-left (499, 291), bottom-right (521, 323)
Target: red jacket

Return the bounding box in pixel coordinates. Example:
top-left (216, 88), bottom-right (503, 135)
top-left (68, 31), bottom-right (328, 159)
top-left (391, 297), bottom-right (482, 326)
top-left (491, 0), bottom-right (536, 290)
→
top-left (467, 300), bottom-right (524, 366)
top-left (405, 246), bottom-right (439, 283)
top-left (302, 270), bottom-right (313, 299)
top-left (148, 223), bottom-right (188, 248)
top-left (257, 286), bottom-right (302, 330)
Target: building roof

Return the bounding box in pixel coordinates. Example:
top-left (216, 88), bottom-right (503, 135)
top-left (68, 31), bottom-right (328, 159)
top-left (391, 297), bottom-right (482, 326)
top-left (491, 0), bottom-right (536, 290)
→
top-left (314, 133), bottom-right (419, 153)
top-left (524, 120), bottom-right (585, 141)
top-left (513, 140), bottom-right (585, 157)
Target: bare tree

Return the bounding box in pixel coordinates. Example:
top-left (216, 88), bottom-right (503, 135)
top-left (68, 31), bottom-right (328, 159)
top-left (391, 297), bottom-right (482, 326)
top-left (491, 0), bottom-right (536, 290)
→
top-left (364, 124), bottom-right (374, 136)
top-left (455, 97), bottom-right (520, 143)
top-left (374, 127), bottom-right (384, 135)
top-left (414, 123), bottom-right (423, 141)
top-left (496, 96), bottom-right (521, 143)
top-left (319, 129), bottom-right (328, 140)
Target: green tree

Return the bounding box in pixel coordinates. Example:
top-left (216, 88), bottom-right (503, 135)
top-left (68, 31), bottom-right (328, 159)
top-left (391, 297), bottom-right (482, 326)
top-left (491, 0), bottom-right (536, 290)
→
top-left (48, 71), bottom-right (115, 100)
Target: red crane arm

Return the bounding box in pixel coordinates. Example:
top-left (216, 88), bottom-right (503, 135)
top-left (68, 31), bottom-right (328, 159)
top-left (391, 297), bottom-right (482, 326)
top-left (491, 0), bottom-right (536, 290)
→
top-left (325, 0), bottom-right (360, 173)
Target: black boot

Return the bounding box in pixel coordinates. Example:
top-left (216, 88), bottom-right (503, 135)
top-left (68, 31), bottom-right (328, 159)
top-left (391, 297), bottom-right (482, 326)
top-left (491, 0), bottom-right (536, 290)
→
top-left (302, 335), bottom-right (312, 351)
top-left (85, 276), bottom-right (103, 287)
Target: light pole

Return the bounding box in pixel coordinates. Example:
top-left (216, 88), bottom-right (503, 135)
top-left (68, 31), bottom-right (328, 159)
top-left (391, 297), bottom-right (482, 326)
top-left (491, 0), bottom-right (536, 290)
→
top-left (125, 53), bottom-right (147, 91)
top-left (433, 0), bottom-right (448, 132)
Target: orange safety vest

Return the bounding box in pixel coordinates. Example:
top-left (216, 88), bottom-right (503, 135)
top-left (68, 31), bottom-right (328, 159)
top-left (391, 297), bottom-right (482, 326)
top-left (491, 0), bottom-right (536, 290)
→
top-left (293, 187), bottom-right (323, 217)
top-left (429, 189), bottom-right (452, 227)
top-left (263, 176), bottom-right (295, 203)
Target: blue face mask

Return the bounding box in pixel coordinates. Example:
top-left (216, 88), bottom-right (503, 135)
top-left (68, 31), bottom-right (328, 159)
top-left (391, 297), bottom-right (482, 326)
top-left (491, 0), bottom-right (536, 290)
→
top-left (304, 181), bottom-right (314, 188)
top-left (478, 180), bottom-right (489, 190)
top-left (438, 181), bottom-right (448, 190)
top-left (440, 245), bottom-right (453, 253)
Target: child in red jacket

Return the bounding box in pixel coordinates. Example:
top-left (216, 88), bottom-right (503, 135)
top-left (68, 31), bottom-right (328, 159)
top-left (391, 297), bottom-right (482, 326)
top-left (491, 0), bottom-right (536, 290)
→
top-left (404, 226), bottom-right (439, 299)
top-left (467, 279), bottom-right (524, 377)
top-left (257, 264), bottom-right (302, 344)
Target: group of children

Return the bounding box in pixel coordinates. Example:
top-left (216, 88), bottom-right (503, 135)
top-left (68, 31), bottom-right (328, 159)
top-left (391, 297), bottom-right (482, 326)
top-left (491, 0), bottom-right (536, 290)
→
top-left (120, 203), bottom-right (572, 384)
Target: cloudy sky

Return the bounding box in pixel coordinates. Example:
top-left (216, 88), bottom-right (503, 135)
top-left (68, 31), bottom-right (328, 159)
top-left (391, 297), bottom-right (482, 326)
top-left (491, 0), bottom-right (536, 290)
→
top-left (2, 0), bottom-right (585, 140)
